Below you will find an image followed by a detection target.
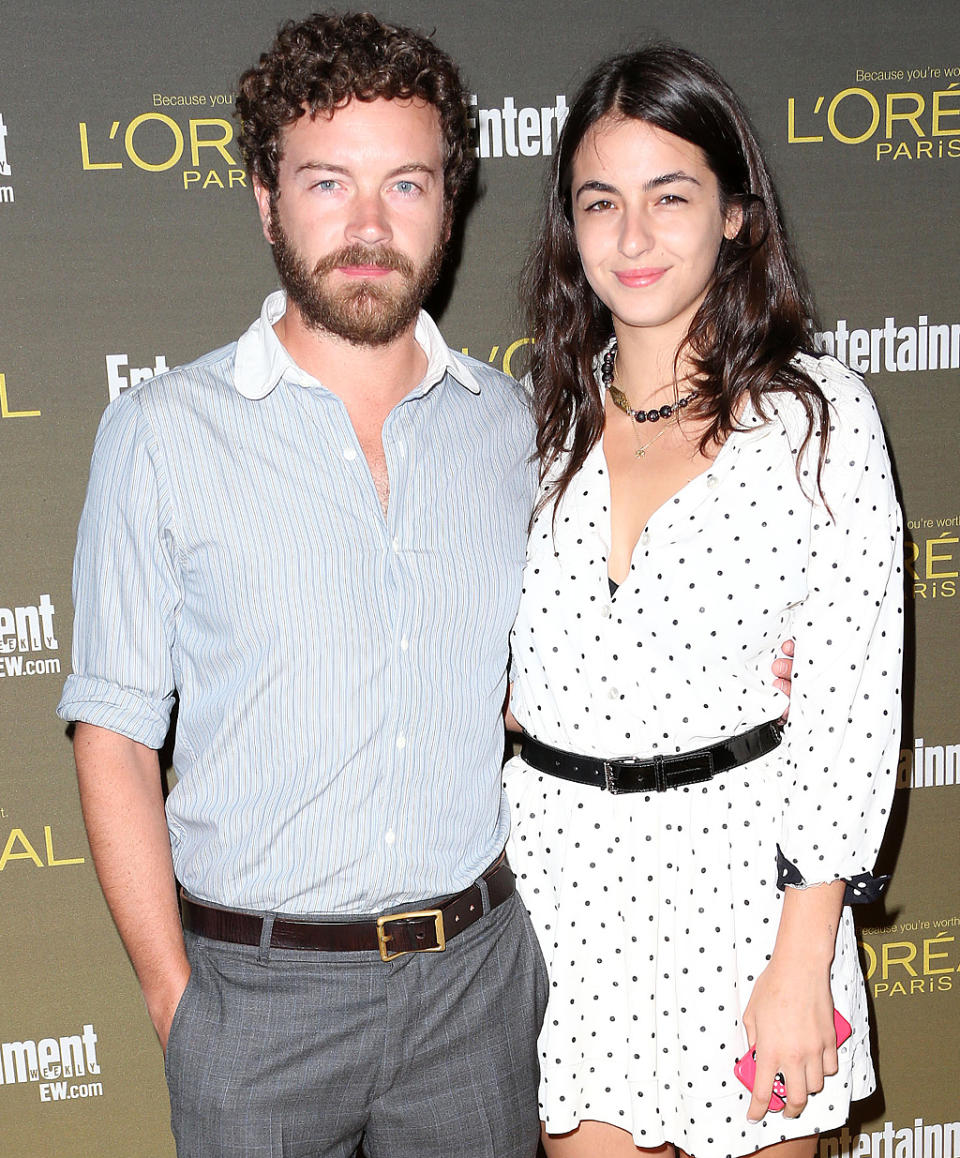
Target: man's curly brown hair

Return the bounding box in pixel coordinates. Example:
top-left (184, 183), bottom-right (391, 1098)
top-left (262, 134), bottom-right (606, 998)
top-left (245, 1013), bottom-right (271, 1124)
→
top-left (236, 12), bottom-right (475, 207)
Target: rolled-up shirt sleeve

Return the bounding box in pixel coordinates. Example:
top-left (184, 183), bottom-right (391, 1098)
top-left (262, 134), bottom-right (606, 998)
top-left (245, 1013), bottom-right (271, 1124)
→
top-left (777, 373), bottom-right (904, 891)
top-left (57, 391), bottom-right (180, 748)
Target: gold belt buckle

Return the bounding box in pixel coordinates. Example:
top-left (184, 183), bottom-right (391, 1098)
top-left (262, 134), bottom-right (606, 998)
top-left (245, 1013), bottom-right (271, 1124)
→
top-left (376, 909), bottom-right (446, 962)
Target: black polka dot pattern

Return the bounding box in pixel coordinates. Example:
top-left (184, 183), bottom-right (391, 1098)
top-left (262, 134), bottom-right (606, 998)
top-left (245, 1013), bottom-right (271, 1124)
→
top-left (777, 845), bottom-right (889, 905)
top-left (504, 354), bottom-right (901, 1156)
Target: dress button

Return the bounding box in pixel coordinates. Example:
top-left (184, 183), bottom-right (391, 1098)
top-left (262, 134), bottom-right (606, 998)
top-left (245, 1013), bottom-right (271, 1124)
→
top-left (707, 474), bottom-right (719, 489)
top-left (608, 688), bottom-right (619, 700)
top-left (342, 448), bottom-right (357, 462)
top-left (400, 637), bottom-right (409, 651)
top-left (385, 829), bottom-right (396, 846)
top-left (600, 605), bottom-right (612, 619)
top-left (640, 531), bottom-right (651, 546)
top-left (396, 734), bottom-right (406, 750)
top-left (392, 537), bottom-right (400, 553)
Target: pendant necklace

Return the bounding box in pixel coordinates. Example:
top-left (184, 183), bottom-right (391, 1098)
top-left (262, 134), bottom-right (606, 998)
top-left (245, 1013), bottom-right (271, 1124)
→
top-left (630, 420), bottom-right (673, 459)
top-left (600, 343), bottom-right (697, 459)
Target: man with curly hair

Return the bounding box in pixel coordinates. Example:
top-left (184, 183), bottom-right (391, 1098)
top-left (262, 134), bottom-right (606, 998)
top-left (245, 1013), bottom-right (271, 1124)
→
top-left (58, 13), bottom-right (545, 1157)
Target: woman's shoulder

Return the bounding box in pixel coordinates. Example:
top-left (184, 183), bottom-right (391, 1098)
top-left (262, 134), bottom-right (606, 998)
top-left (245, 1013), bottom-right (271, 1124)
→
top-left (769, 351), bottom-right (885, 442)
top-left (779, 352), bottom-right (894, 505)
top-left (791, 350), bottom-right (879, 418)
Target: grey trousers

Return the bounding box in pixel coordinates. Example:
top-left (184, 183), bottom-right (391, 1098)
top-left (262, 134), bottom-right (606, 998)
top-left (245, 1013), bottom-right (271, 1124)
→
top-left (164, 889), bottom-right (548, 1158)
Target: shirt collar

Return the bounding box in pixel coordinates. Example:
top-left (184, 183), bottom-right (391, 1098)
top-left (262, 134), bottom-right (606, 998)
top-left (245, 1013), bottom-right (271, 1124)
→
top-left (233, 290), bottom-right (482, 400)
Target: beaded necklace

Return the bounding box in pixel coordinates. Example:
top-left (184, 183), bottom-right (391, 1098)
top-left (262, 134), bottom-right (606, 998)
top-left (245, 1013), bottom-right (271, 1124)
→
top-left (600, 343), bottom-right (697, 459)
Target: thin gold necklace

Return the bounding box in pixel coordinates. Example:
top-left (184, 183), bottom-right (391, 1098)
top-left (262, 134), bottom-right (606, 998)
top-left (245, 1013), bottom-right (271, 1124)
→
top-left (629, 416), bottom-right (676, 459)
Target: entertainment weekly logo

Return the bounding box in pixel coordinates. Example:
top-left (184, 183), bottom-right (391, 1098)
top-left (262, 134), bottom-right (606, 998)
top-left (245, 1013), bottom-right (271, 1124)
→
top-left (469, 93), bottom-right (569, 159)
top-left (897, 736), bottom-right (960, 789)
top-left (0, 112), bottom-right (14, 204)
top-left (0, 1023), bottom-right (104, 1104)
top-left (105, 352), bottom-right (170, 401)
top-left (818, 1119), bottom-right (960, 1158)
top-left (0, 594), bottom-right (60, 680)
top-left (814, 313), bottom-right (960, 375)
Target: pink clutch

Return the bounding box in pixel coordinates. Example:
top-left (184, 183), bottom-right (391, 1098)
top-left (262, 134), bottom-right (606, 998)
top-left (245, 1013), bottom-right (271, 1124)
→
top-left (733, 1009), bottom-right (852, 1112)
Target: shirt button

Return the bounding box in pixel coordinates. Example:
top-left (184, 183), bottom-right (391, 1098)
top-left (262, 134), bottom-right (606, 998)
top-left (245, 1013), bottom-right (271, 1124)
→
top-left (400, 636), bottom-right (409, 651)
top-left (640, 531), bottom-right (651, 546)
top-left (342, 447), bottom-right (357, 462)
top-left (384, 829), bottom-right (396, 846)
top-left (396, 734), bottom-right (406, 750)
top-left (392, 537), bottom-right (400, 553)
top-left (608, 688), bottom-right (619, 700)
top-left (707, 474), bottom-right (719, 489)
top-left (600, 605), bottom-right (612, 619)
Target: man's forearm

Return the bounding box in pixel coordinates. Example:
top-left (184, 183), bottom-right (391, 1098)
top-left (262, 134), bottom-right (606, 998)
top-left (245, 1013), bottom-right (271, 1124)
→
top-left (74, 721), bottom-right (189, 1049)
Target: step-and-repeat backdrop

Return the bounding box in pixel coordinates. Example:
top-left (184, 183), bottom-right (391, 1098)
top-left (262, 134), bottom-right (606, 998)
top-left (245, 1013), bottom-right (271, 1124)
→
top-left (1, 2), bottom-right (957, 1154)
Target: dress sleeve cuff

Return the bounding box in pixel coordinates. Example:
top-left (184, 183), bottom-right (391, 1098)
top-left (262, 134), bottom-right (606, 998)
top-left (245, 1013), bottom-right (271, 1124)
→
top-left (775, 845), bottom-right (890, 905)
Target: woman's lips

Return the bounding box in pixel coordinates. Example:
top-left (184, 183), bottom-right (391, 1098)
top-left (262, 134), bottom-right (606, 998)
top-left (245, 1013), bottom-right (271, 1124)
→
top-left (614, 268), bottom-right (667, 287)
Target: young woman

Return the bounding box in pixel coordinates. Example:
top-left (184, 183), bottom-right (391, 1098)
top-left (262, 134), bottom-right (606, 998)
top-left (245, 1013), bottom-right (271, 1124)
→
top-left (504, 45), bottom-right (902, 1158)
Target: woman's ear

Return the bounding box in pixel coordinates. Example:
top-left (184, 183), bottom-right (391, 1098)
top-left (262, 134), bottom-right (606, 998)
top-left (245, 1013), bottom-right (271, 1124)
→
top-left (723, 200), bottom-right (744, 241)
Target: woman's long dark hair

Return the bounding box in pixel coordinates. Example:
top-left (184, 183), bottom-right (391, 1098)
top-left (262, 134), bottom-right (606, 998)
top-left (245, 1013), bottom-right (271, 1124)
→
top-left (522, 44), bottom-right (830, 514)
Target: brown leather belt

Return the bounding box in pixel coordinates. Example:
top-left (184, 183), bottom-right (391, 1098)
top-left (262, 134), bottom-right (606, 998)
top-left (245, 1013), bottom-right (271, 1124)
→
top-left (180, 856), bottom-right (515, 961)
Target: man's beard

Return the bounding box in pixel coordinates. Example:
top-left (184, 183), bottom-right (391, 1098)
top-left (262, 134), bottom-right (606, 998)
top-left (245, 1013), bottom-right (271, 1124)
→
top-left (269, 205), bottom-right (446, 347)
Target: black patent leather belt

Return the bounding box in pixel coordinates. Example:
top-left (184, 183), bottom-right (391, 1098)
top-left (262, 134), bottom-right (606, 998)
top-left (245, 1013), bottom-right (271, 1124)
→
top-left (520, 720), bottom-right (782, 794)
top-left (181, 855), bottom-right (514, 961)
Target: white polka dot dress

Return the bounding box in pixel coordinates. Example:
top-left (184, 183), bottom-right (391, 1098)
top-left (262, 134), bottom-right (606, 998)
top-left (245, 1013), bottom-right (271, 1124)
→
top-left (504, 354), bottom-right (903, 1157)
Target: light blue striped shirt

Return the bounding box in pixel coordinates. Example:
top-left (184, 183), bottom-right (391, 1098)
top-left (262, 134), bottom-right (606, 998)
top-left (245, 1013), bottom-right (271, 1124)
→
top-left (58, 292), bottom-right (536, 913)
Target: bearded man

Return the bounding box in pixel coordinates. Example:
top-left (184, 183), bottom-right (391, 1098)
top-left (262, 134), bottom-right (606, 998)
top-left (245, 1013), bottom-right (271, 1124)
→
top-left (57, 13), bottom-right (545, 1158)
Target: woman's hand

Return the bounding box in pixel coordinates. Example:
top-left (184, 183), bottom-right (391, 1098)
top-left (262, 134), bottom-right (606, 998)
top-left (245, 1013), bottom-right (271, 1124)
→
top-left (742, 953), bottom-right (837, 1119)
top-left (772, 637), bottom-right (794, 697)
top-left (741, 879), bottom-right (845, 1121)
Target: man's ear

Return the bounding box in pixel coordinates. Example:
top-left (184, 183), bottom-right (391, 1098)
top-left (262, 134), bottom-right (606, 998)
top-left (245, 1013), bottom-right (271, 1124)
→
top-left (253, 177), bottom-right (274, 244)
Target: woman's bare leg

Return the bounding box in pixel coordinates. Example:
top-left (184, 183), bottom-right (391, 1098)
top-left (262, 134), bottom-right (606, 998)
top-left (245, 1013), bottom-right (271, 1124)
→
top-left (727, 1138), bottom-right (820, 1158)
top-left (542, 1120), bottom-right (673, 1158)
top-left (543, 1122), bottom-right (819, 1158)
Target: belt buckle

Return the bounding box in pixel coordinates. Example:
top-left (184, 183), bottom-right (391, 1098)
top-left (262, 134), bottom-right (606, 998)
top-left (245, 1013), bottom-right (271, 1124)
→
top-left (376, 909), bottom-right (445, 962)
top-left (603, 757), bottom-right (644, 794)
top-left (602, 761), bottom-right (619, 794)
